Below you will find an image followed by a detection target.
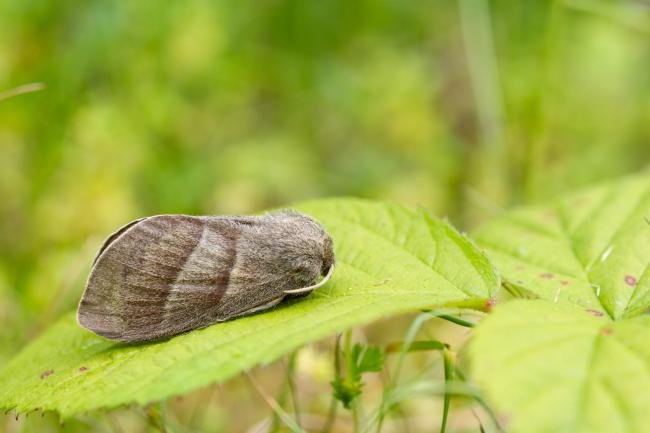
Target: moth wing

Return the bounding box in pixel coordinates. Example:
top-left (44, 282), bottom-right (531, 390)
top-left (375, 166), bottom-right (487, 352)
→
top-left (78, 215), bottom-right (253, 342)
top-left (92, 217), bottom-right (147, 265)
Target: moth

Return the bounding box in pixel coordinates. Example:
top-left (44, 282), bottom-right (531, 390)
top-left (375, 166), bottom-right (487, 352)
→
top-left (77, 211), bottom-right (335, 343)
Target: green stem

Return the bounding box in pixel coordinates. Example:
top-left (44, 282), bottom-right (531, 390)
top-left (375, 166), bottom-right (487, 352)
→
top-left (270, 351), bottom-right (300, 432)
top-left (270, 371), bottom-right (290, 431)
top-left (373, 312), bottom-right (458, 433)
top-left (454, 367), bottom-right (506, 433)
top-left (437, 314), bottom-right (475, 328)
top-left (440, 349), bottom-right (455, 433)
top-left (246, 373), bottom-right (307, 433)
top-left (286, 351), bottom-right (301, 428)
top-left (344, 330), bottom-right (361, 432)
top-left (143, 403), bottom-right (168, 433)
top-left (322, 334), bottom-right (342, 433)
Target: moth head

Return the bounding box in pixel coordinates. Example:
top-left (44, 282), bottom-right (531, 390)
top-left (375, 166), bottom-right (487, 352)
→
top-left (260, 211), bottom-right (335, 295)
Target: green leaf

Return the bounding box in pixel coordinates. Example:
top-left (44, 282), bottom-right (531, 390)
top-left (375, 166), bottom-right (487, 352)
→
top-left (331, 377), bottom-right (362, 409)
top-left (473, 173), bottom-right (650, 319)
top-left (385, 340), bottom-right (448, 354)
top-left (441, 347), bottom-right (455, 433)
top-left (331, 343), bottom-right (384, 409)
top-left (470, 300), bottom-right (650, 433)
top-left (0, 198), bottom-right (498, 417)
top-left (355, 344), bottom-right (384, 375)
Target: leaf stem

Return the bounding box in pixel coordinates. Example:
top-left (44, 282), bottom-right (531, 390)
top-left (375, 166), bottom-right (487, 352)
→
top-left (321, 334), bottom-right (342, 433)
top-left (437, 314), bottom-right (475, 328)
top-left (286, 350), bottom-right (302, 427)
top-left (440, 349), bottom-right (455, 433)
top-left (344, 330), bottom-right (361, 432)
top-left (246, 372), bottom-right (307, 433)
top-left (143, 403), bottom-right (168, 433)
top-left (270, 352), bottom-right (299, 432)
top-left (454, 367), bottom-right (506, 433)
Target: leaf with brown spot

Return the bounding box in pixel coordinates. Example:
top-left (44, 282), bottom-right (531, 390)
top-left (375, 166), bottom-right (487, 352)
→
top-left (0, 198), bottom-right (499, 417)
top-left (473, 173), bottom-right (650, 319)
top-left (470, 300), bottom-right (650, 433)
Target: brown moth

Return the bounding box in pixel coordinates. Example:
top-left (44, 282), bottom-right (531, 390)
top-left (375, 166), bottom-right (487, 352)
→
top-left (77, 211), bottom-right (335, 343)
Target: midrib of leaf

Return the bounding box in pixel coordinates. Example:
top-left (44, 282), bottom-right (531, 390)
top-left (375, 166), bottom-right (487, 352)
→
top-left (508, 329), bottom-right (631, 433)
top-left (600, 379), bottom-right (633, 433)
top-left (561, 183), bottom-right (620, 269)
top-left (555, 202), bottom-right (609, 318)
top-left (599, 332), bottom-right (650, 432)
top-left (586, 186), bottom-right (646, 271)
top-left (575, 326), bottom-right (604, 432)
top-left (585, 187), bottom-right (650, 317)
top-left (625, 264), bottom-right (650, 317)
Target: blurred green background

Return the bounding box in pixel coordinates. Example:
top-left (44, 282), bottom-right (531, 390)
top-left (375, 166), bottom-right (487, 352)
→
top-left (0, 0), bottom-right (649, 431)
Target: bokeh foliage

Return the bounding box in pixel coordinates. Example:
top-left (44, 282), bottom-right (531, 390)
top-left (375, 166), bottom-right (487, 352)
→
top-left (0, 0), bottom-right (649, 430)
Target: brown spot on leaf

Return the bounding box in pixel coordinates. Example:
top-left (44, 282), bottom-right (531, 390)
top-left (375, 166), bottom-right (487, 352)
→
top-left (484, 298), bottom-right (497, 312)
top-left (540, 272), bottom-right (554, 279)
top-left (560, 280), bottom-right (569, 285)
top-left (498, 412), bottom-right (511, 429)
top-left (586, 309), bottom-right (604, 317)
top-left (624, 275), bottom-right (637, 287)
top-left (600, 327), bottom-right (613, 336)
top-left (40, 369), bottom-right (54, 379)
top-left (78, 366), bottom-right (88, 372)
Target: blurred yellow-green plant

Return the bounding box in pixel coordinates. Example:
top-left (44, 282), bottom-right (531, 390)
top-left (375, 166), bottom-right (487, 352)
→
top-left (1, 0), bottom-right (649, 432)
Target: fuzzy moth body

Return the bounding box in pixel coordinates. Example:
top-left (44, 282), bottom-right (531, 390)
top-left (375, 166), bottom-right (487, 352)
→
top-left (77, 211), bottom-right (335, 343)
